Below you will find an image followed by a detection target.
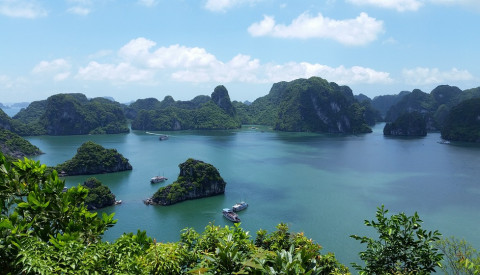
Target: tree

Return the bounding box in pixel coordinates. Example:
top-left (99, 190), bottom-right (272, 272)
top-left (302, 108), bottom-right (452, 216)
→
top-left (0, 152), bottom-right (116, 273)
top-left (351, 205), bottom-right (443, 274)
top-left (436, 237), bottom-right (480, 275)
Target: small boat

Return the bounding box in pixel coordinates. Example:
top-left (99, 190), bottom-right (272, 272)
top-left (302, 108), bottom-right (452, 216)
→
top-left (232, 201), bottom-right (248, 212)
top-left (437, 140), bottom-right (451, 145)
top-left (115, 200), bottom-right (122, 205)
top-left (159, 135), bottom-right (169, 141)
top-left (151, 176), bottom-right (168, 183)
top-left (223, 208), bottom-right (241, 223)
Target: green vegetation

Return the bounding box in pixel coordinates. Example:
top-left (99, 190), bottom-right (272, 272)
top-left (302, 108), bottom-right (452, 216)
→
top-left (83, 177), bottom-right (116, 210)
top-left (0, 153), bottom-right (116, 273)
top-left (441, 98), bottom-right (480, 142)
top-left (436, 237), bottom-right (480, 274)
top-left (6, 93), bottom-right (129, 136)
top-left (130, 86), bottom-right (241, 131)
top-left (383, 112), bottom-right (427, 137)
top-left (0, 129), bottom-right (42, 160)
top-left (238, 77), bottom-right (373, 133)
top-left (351, 205), bottom-right (442, 274)
top-left (6, 153), bottom-right (480, 274)
top-left (0, 152), bottom-right (349, 274)
top-left (56, 141), bottom-right (132, 176)
top-left (150, 158), bottom-right (226, 205)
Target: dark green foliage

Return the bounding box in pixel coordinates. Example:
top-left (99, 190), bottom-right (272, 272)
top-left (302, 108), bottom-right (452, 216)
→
top-left (41, 94), bottom-right (129, 135)
top-left (272, 77), bottom-right (371, 133)
top-left (430, 85), bottom-right (462, 106)
top-left (13, 100), bottom-right (47, 124)
top-left (83, 177), bottom-right (116, 210)
top-left (131, 86), bottom-right (241, 131)
top-left (0, 153), bottom-right (117, 273)
top-left (441, 98), bottom-right (480, 142)
top-left (385, 89), bottom-right (437, 122)
top-left (383, 112), bottom-right (427, 136)
top-left (371, 91), bottom-right (410, 119)
top-left (56, 141), bottom-right (132, 176)
top-left (0, 129), bottom-right (42, 159)
top-left (211, 85), bottom-right (236, 117)
top-left (151, 158), bottom-right (226, 205)
top-left (351, 205), bottom-right (443, 274)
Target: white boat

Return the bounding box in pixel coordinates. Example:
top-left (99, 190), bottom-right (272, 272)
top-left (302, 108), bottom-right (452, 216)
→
top-left (232, 201), bottom-right (248, 212)
top-left (223, 208), bottom-right (241, 223)
top-left (150, 176), bottom-right (168, 183)
top-left (438, 140), bottom-right (451, 144)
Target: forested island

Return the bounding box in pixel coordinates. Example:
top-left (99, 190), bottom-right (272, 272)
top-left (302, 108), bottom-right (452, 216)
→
top-left (2, 77), bottom-right (480, 142)
top-left (146, 158), bottom-right (226, 206)
top-left (56, 141), bottom-right (132, 176)
top-left (2, 153), bottom-right (479, 274)
top-left (0, 128), bottom-right (42, 161)
top-left (83, 177), bottom-right (117, 210)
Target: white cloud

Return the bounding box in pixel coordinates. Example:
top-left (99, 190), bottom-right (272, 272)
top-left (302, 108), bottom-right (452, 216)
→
top-left (204, 0), bottom-right (261, 12)
top-left (79, 37), bottom-right (392, 87)
top-left (263, 62), bottom-right (393, 84)
top-left (0, 74), bottom-right (27, 89)
top-left (0, 0), bottom-right (47, 18)
top-left (67, 6), bottom-right (90, 15)
top-left (66, 0), bottom-right (92, 15)
top-left (402, 67), bottom-right (473, 85)
top-left (77, 61), bottom-right (154, 83)
top-left (32, 59), bottom-right (71, 81)
top-left (346, 0), bottom-right (423, 12)
top-left (248, 12), bottom-right (384, 46)
top-left (118, 38), bottom-right (217, 69)
top-left (137, 0), bottom-right (157, 7)
top-left (429, 0), bottom-right (480, 10)
top-left (32, 59), bottom-right (70, 73)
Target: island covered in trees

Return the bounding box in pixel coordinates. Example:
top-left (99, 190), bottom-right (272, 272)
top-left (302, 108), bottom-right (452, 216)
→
top-left (1, 76), bottom-right (480, 144)
top-left (56, 141), bottom-right (132, 176)
top-left (145, 158), bottom-right (226, 206)
top-left (1, 153), bottom-right (479, 274)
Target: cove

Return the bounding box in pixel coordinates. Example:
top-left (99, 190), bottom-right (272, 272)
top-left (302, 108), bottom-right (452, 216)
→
top-left (25, 123), bottom-right (480, 267)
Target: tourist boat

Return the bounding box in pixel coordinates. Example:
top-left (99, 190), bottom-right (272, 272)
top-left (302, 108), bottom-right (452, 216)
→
top-left (437, 140), bottom-right (451, 144)
top-left (232, 201), bottom-right (248, 212)
top-left (159, 135), bottom-right (169, 141)
top-left (222, 208), bottom-right (241, 223)
top-left (150, 176), bottom-right (168, 183)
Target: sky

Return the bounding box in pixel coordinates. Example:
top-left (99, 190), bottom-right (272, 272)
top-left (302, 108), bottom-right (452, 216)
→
top-left (1, 0), bottom-right (479, 104)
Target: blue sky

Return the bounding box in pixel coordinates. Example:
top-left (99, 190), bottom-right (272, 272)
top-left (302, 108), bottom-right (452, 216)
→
top-left (1, 0), bottom-right (479, 104)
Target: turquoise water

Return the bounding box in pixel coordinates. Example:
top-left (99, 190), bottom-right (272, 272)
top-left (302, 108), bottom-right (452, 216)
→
top-left (26, 124), bottom-right (480, 267)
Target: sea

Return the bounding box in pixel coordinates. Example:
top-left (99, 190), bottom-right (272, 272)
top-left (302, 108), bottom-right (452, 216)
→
top-left (24, 123), bottom-right (480, 268)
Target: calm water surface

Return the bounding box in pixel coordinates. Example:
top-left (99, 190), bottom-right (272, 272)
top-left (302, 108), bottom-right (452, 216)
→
top-left (26, 124), bottom-right (480, 267)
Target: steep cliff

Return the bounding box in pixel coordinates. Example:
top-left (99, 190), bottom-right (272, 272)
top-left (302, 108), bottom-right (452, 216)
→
top-left (148, 158), bottom-right (226, 206)
top-left (56, 141), bottom-right (132, 176)
top-left (441, 98), bottom-right (480, 142)
top-left (273, 77), bottom-right (372, 133)
top-left (130, 86), bottom-right (240, 131)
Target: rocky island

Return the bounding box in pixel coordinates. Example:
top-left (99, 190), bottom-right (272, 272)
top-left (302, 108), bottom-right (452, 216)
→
top-left (56, 141), bottom-right (132, 176)
top-left (145, 158), bottom-right (226, 206)
top-left (0, 129), bottom-right (42, 160)
top-left (383, 112), bottom-right (427, 137)
top-left (83, 177), bottom-right (117, 210)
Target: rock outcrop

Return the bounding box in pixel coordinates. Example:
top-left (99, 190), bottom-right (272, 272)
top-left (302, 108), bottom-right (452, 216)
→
top-left (0, 129), bottom-right (42, 159)
top-left (83, 177), bottom-right (116, 210)
top-left (383, 112), bottom-right (427, 137)
top-left (147, 158), bottom-right (226, 206)
top-left (56, 141), bottom-right (132, 176)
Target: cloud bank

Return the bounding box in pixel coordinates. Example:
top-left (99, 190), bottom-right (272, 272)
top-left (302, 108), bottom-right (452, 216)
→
top-left (248, 12), bottom-right (384, 46)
